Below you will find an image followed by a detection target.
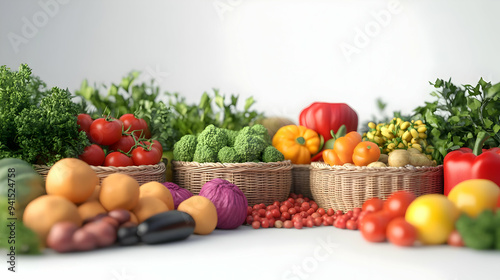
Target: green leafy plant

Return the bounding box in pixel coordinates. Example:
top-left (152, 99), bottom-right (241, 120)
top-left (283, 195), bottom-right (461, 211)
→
top-left (413, 78), bottom-right (500, 164)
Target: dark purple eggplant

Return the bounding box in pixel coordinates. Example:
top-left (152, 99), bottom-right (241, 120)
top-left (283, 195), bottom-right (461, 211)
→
top-left (137, 210), bottom-right (195, 244)
top-left (117, 224), bottom-right (140, 246)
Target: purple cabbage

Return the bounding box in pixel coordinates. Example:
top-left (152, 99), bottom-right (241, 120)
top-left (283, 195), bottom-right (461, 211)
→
top-left (162, 182), bottom-right (193, 209)
top-left (199, 178), bottom-right (248, 229)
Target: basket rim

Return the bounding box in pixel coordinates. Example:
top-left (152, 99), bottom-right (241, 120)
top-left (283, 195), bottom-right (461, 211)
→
top-left (34, 161), bottom-right (166, 172)
top-left (310, 161), bottom-right (442, 172)
top-left (172, 160), bottom-right (292, 169)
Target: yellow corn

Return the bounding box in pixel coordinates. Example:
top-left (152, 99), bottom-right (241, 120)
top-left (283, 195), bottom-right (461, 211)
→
top-left (410, 128), bottom-right (419, 139)
top-left (397, 130), bottom-right (404, 137)
top-left (374, 136), bottom-right (384, 145)
top-left (418, 132), bottom-right (427, 139)
top-left (414, 120), bottom-right (424, 125)
top-left (402, 131), bottom-right (411, 141)
top-left (417, 126), bottom-right (427, 133)
top-left (388, 123), bottom-right (395, 132)
top-left (368, 122), bottom-right (376, 129)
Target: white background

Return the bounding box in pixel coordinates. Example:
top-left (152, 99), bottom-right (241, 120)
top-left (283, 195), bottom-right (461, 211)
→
top-left (2, 0), bottom-right (500, 127)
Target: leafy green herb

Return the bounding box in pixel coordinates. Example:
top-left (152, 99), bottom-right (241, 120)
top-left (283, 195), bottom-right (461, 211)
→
top-left (0, 64), bottom-right (88, 165)
top-left (413, 78), bottom-right (500, 164)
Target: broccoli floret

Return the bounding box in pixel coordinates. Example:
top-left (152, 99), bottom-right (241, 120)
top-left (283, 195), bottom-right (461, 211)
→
top-left (197, 124), bottom-right (228, 152)
top-left (217, 146), bottom-right (242, 163)
top-left (222, 128), bottom-right (239, 147)
top-left (173, 135), bottom-right (197, 161)
top-left (193, 143), bottom-right (218, 163)
top-left (261, 146), bottom-right (285, 163)
top-left (234, 127), bottom-right (268, 162)
top-left (250, 124), bottom-right (271, 145)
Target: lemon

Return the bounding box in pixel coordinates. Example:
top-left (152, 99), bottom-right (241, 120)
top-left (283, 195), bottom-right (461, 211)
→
top-left (448, 179), bottom-right (500, 218)
top-left (405, 194), bottom-right (459, 245)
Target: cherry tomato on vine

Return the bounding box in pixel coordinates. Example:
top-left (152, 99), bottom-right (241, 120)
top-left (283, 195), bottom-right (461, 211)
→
top-left (131, 146), bottom-right (161, 165)
top-left (78, 144), bottom-right (105, 166)
top-left (104, 151), bottom-right (133, 167)
top-left (119, 114), bottom-right (148, 138)
top-left (362, 197), bottom-right (384, 213)
top-left (386, 217), bottom-right (417, 247)
top-left (447, 230), bottom-right (464, 247)
top-left (89, 118), bottom-right (122, 146)
top-left (77, 114), bottom-right (93, 139)
top-left (109, 134), bottom-right (136, 153)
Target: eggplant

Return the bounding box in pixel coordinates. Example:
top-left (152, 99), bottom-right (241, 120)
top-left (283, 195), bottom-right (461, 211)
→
top-left (117, 224), bottom-right (140, 246)
top-left (137, 210), bottom-right (195, 244)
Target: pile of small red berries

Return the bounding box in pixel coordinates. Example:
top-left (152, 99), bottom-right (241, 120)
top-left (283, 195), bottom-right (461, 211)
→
top-left (245, 193), bottom-right (371, 230)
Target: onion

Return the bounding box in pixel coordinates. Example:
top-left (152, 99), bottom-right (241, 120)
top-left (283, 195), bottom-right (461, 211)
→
top-left (162, 182), bottom-right (193, 209)
top-left (199, 178), bottom-right (248, 229)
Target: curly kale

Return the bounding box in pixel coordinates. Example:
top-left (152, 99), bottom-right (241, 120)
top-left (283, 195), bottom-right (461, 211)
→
top-left (0, 64), bottom-right (89, 165)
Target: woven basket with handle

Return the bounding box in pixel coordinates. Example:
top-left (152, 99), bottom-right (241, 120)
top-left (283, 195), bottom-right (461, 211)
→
top-left (34, 162), bottom-right (166, 185)
top-left (172, 160), bottom-right (292, 206)
top-left (310, 162), bottom-right (443, 212)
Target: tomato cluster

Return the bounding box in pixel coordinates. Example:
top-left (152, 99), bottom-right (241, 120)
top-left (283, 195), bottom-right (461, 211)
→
top-left (359, 191), bottom-right (418, 247)
top-left (245, 193), bottom-right (370, 230)
top-left (77, 114), bottom-right (163, 167)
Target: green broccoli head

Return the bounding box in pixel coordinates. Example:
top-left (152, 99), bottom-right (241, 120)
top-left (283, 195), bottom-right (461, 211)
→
top-left (173, 134), bottom-right (197, 161)
top-left (197, 124), bottom-right (228, 152)
top-left (222, 128), bottom-right (239, 147)
top-left (250, 124), bottom-right (271, 145)
top-left (217, 146), bottom-right (242, 163)
top-left (261, 145), bottom-right (285, 163)
top-left (234, 129), bottom-right (267, 162)
top-left (193, 143), bottom-right (218, 163)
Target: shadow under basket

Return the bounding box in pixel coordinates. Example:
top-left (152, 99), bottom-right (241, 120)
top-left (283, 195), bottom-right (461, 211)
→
top-left (309, 162), bottom-right (444, 212)
top-left (292, 164), bottom-right (312, 198)
top-left (34, 162), bottom-right (167, 185)
top-left (172, 160), bottom-right (293, 206)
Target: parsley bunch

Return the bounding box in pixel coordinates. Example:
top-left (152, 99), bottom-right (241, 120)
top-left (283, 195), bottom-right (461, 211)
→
top-left (413, 78), bottom-right (500, 164)
top-left (0, 64), bottom-right (88, 165)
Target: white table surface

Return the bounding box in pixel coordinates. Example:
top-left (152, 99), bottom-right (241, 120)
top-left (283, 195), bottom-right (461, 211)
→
top-left (3, 225), bottom-right (499, 280)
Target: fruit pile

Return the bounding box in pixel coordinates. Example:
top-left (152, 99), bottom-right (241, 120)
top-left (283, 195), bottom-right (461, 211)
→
top-left (77, 113), bottom-right (163, 166)
top-left (245, 193), bottom-right (370, 230)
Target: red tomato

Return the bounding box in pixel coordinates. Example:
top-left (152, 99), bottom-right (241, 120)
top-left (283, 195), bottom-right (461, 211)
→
top-left (119, 114), bottom-right (148, 138)
top-left (89, 118), bottom-right (122, 146)
top-left (386, 217), bottom-right (417, 247)
top-left (447, 230), bottom-right (464, 247)
top-left (334, 218), bottom-right (346, 229)
top-left (104, 152), bottom-right (133, 167)
top-left (77, 114), bottom-right (93, 139)
top-left (360, 212), bottom-right (391, 242)
top-left (383, 191), bottom-right (416, 218)
top-left (109, 135), bottom-right (136, 153)
top-left (78, 144), bottom-right (105, 166)
top-left (362, 197), bottom-right (385, 213)
top-left (346, 220), bottom-right (358, 230)
top-left (131, 146), bottom-right (161, 166)
top-left (141, 140), bottom-right (163, 161)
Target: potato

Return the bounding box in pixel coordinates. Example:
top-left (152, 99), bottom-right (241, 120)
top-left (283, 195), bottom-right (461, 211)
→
top-left (46, 221), bottom-right (79, 253)
top-left (178, 195), bottom-right (217, 235)
top-left (378, 154), bottom-right (389, 164)
top-left (367, 162), bottom-right (387, 168)
top-left (72, 228), bottom-right (98, 251)
top-left (388, 150), bottom-right (411, 167)
top-left (82, 220), bottom-right (117, 248)
top-left (100, 216), bottom-right (120, 229)
top-left (108, 209), bottom-right (132, 225)
top-left (132, 197), bottom-right (169, 224)
top-left (407, 148), bottom-right (421, 154)
top-left (410, 153), bottom-right (434, 167)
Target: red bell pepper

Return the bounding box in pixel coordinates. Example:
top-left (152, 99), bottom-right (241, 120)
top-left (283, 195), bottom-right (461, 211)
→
top-left (443, 132), bottom-right (500, 196)
top-left (299, 102), bottom-right (358, 143)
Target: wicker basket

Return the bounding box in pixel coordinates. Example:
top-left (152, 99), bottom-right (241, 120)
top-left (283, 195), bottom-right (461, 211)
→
top-left (172, 160), bottom-right (293, 206)
top-left (292, 164), bottom-right (311, 198)
top-left (310, 162), bottom-right (444, 212)
top-left (34, 162), bottom-right (167, 185)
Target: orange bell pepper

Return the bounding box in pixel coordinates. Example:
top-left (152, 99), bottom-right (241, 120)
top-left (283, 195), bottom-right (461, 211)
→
top-left (272, 125), bottom-right (321, 164)
top-left (333, 132), bottom-right (362, 164)
top-left (352, 141), bottom-right (380, 166)
top-left (323, 149), bottom-right (344, 166)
